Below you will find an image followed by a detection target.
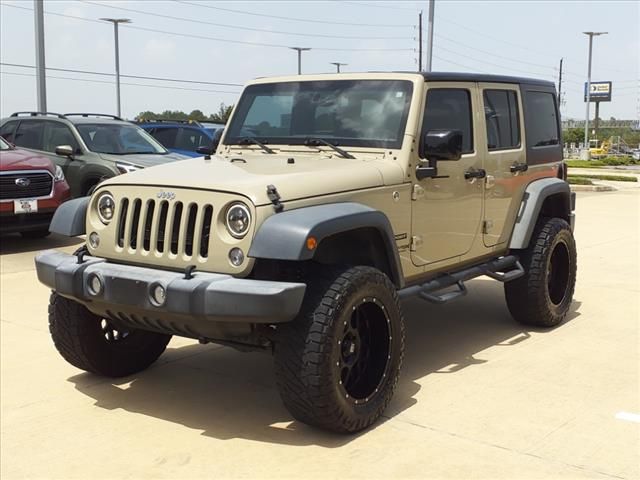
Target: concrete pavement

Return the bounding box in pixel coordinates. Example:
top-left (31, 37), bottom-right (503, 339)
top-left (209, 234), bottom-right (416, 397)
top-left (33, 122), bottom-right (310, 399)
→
top-left (1, 188), bottom-right (638, 479)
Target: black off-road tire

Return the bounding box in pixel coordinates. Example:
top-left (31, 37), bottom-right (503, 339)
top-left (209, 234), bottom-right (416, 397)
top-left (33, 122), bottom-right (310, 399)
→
top-left (20, 229), bottom-right (50, 239)
top-left (48, 292), bottom-right (172, 377)
top-left (505, 217), bottom-right (577, 327)
top-left (274, 266), bottom-right (405, 433)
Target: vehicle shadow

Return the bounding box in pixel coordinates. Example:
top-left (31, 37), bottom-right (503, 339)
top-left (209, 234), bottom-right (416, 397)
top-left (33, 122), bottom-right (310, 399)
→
top-left (68, 278), bottom-right (582, 447)
top-left (0, 233), bottom-right (82, 255)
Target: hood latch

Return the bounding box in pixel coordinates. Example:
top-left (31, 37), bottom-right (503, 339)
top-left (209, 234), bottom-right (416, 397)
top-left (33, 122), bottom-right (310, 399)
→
top-left (267, 184), bottom-right (284, 213)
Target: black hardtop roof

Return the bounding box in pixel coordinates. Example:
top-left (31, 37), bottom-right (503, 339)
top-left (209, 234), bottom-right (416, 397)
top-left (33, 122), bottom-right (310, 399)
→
top-left (417, 72), bottom-right (555, 88)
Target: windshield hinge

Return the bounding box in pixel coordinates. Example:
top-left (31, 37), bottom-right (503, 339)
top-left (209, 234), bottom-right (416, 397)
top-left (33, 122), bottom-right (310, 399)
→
top-left (412, 184), bottom-right (425, 201)
top-left (410, 236), bottom-right (423, 252)
top-left (266, 184), bottom-right (284, 213)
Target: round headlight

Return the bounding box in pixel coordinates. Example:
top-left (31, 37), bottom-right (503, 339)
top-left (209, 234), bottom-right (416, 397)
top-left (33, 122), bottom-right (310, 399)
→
top-left (225, 202), bottom-right (251, 238)
top-left (97, 192), bottom-right (115, 224)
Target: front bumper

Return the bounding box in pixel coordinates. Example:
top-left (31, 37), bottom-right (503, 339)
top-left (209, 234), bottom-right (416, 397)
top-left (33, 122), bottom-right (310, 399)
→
top-left (35, 250), bottom-right (306, 337)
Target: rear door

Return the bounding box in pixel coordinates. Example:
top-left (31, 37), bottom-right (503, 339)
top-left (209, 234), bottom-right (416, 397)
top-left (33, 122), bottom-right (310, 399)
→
top-left (479, 83), bottom-right (526, 247)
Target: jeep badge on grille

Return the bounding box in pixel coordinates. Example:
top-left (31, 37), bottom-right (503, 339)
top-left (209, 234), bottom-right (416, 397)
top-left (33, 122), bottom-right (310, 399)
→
top-left (157, 191), bottom-right (176, 200)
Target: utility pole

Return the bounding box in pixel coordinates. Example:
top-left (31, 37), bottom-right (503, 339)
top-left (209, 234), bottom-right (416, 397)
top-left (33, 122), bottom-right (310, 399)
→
top-left (418, 11), bottom-right (423, 71)
top-left (557, 57), bottom-right (563, 111)
top-left (582, 31), bottom-right (607, 159)
top-left (289, 47), bottom-right (311, 75)
top-left (330, 62), bottom-right (347, 73)
top-left (425, 0), bottom-right (435, 72)
top-left (34, 0), bottom-right (46, 112)
top-left (101, 18), bottom-right (131, 118)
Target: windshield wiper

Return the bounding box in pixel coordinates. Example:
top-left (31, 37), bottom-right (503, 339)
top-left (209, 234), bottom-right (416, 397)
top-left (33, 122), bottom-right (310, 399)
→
top-left (304, 138), bottom-right (354, 159)
top-left (238, 137), bottom-right (275, 154)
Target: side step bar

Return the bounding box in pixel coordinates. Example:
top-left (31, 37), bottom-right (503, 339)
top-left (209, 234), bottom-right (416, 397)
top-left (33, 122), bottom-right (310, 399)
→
top-left (398, 255), bottom-right (524, 304)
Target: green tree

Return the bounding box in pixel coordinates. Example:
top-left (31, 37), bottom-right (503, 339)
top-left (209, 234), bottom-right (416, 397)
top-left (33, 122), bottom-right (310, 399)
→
top-left (208, 103), bottom-right (234, 123)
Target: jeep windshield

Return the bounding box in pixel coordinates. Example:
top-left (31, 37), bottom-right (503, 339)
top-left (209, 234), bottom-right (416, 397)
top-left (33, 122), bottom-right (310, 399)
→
top-left (225, 80), bottom-right (413, 150)
top-left (76, 123), bottom-right (167, 155)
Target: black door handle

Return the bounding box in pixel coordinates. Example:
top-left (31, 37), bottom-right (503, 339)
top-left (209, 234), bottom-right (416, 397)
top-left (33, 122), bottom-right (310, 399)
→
top-left (464, 168), bottom-right (486, 180)
top-left (510, 163), bottom-right (529, 173)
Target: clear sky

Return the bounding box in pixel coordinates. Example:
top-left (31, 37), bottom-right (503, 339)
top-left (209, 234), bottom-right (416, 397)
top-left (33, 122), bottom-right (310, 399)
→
top-left (1, 0), bottom-right (638, 120)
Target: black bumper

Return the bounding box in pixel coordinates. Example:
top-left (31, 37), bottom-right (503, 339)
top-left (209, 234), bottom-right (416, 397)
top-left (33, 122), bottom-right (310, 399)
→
top-left (35, 251), bottom-right (306, 336)
top-left (0, 211), bottom-right (54, 234)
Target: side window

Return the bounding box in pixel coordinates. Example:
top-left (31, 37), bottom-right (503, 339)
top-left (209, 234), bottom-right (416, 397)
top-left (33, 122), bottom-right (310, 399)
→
top-left (13, 120), bottom-right (45, 150)
top-left (44, 122), bottom-right (79, 153)
top-left (525, 91), bottom-right (559, 147)
top-left (0, 121), bottom-right (18, 143)
top-left (421, 89), bottom-right (473, 154)
top-left (151, 127), bottom-right (178, 148)
top-left (175, 128), bottom-right (209, 151)
top-left (483, 89), bottom-right (520, 150)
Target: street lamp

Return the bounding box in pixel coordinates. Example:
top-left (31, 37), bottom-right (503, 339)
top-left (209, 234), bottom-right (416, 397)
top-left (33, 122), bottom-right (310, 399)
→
top-left (582, 31), bottom-right (608, 160)
top-left (100, 18), bottom-right (131, 118)
top-left (289, 47), bottom-right (311, 75)
top-left (330, 62), bottom-right (347, 73)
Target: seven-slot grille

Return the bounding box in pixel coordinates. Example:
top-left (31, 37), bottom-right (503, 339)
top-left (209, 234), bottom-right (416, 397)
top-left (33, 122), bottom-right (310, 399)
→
top-left (115, 198), bottom-right (214, 259)
top-left (0, 171), bottom-right (53, 200)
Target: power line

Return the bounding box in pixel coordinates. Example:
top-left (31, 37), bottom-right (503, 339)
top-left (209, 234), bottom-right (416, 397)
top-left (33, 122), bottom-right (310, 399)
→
top-left (2, 3), bottom-right (412, 52)
top-left (0, 71), bottom-right (241, 94)
top-left (342, 1), bottom-right (419, 11)
top-left (0, 62), bottom-right (243, 88)
top-left (81, 0), bottom-right (413, 41)
top-left (436, 15), bottom-right (637, 76)
top-left (174, 0), bottom-right (413, 28)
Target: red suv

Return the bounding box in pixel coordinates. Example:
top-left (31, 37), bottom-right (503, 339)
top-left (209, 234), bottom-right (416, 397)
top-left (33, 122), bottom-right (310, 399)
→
top-left (0, 136), bottom-right (70, 238)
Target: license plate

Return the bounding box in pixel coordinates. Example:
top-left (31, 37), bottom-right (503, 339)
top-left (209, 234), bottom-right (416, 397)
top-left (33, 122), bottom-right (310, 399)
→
top-left (14, 199), bottom-right (38, 214)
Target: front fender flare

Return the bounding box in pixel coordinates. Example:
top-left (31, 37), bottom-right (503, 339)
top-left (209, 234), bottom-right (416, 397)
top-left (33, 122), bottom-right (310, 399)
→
top-left (49, 197), bottom-right (89, 237)
top-left (248, 202), bottom-right (404, 287)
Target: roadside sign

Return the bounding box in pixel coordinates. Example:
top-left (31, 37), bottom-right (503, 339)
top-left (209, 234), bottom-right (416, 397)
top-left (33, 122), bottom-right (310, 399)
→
top-left (584, 81), bottom-right (612, 102)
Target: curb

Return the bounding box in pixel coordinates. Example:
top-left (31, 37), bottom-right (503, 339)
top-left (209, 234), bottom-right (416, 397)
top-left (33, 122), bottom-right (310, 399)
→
top-left (570, 184), bottom-right (617, 192)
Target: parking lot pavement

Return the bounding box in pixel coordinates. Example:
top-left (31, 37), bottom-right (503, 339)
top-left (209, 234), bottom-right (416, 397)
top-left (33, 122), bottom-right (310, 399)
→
top-left (1, 189), bottom-right (638, 480)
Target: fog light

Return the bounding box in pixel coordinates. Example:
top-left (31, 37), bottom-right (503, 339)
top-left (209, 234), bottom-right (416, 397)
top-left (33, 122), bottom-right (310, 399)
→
top-left (229, 247), bottom-right (244, 266)
top-left (87, 274), bottom-right (103, 296)
top-left (151, 284), bottom-right (166, 306)
top-left (89, 232), bottom-right (100, 249)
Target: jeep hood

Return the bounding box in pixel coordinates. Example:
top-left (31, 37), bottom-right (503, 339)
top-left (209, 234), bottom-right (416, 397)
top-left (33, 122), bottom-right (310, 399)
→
top-left (100, 153), bottom-right (404, 206)
top-left (98, 151), bottom-right (188, 168)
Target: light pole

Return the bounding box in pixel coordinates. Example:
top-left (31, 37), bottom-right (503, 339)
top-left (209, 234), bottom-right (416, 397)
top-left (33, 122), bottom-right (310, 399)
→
top-left (582, 31), bottom-right (607, 159)
top-left (289, 47), bottom-right (311, 75)
top-left (330, 62), bottom-right (347, 73)
top-left (101, 18), bottom-right (131, 118)
top-left (425, 0), bottom-right (435, 72)
top-left (34, 0), bottom-right (47, 111)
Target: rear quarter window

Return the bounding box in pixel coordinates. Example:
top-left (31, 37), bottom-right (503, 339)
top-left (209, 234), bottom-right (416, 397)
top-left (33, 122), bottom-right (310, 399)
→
top-left (522, 87), bottom-right (562, 165)
top-left (526, 91), bottom-right (559, 147)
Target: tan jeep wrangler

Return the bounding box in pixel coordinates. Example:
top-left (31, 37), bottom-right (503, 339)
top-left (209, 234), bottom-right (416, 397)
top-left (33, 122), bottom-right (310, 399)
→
top-left (35, 72), bottom-right (576, 433)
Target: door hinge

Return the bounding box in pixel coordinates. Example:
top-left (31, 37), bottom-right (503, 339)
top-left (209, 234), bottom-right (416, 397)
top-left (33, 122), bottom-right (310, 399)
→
top-left (412, 184), bottom-right (425, 200)
top-left (483, 220), bottom-right (494, 234)
top-left (410, 235), bottom-right (423, 252)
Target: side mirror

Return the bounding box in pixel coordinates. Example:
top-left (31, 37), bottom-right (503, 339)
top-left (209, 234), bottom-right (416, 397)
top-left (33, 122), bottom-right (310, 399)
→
top-left (416, 129), bottom-right (463, 180)
top-left (196, 146), bottom-right (213, 155)
top-left (55, 145), bottom-right (75, 159)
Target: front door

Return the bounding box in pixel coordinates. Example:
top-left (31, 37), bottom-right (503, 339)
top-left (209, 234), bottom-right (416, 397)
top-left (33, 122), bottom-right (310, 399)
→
top-left (410, 83), bottom-right (484, 266)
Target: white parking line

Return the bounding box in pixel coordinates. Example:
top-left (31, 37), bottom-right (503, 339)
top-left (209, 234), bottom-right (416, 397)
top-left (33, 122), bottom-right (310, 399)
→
top-left (615, 411), bottom-right (640, 423)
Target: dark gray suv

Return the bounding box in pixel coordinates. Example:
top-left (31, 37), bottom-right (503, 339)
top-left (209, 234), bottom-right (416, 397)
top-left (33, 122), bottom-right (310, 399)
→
top-left (0, 112), bottom-right (188, 197)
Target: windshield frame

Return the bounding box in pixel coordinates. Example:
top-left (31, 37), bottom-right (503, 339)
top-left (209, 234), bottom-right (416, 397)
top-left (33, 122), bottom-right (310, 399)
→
top-left (0, 136), bottom-right (12, 151)
top-left (224, 79), bottom-right (414, 150)
top-left (76, 122), bottom-right (168, 155)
